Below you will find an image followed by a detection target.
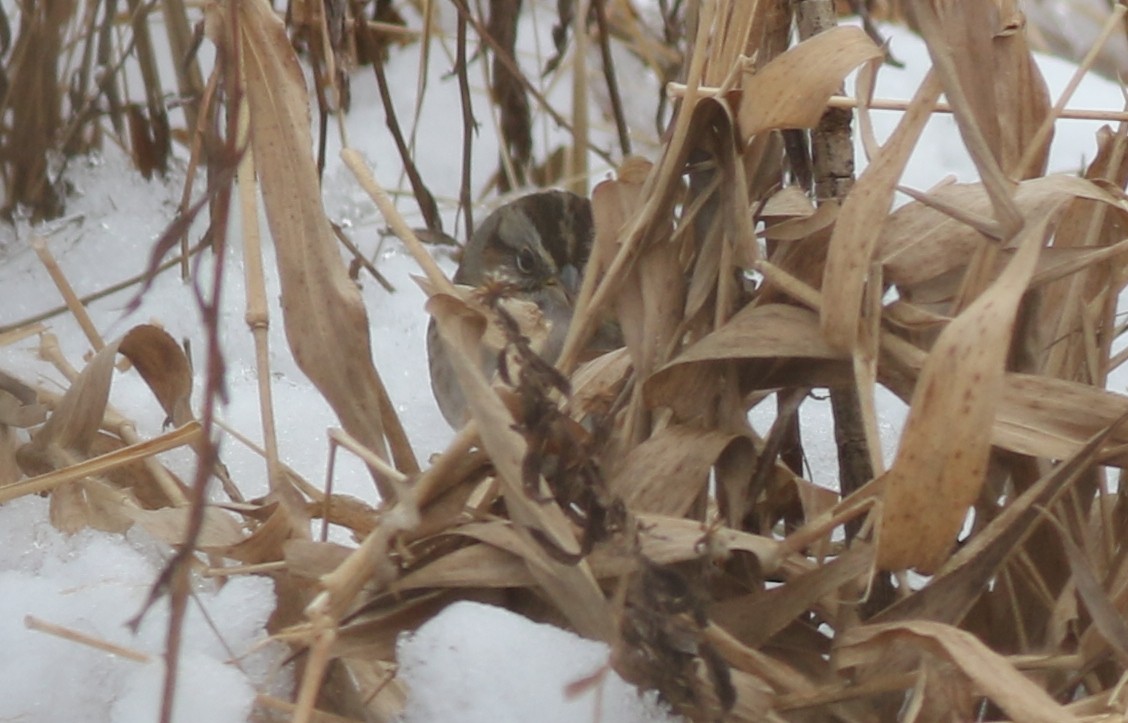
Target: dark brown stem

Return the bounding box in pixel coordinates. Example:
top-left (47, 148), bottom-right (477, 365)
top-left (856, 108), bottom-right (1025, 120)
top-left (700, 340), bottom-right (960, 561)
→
top-left (365, 23), bottom-right (443, 232)
top-left (451, 0), bottom-right (614, 166)
top-left (126, 0), bottom-right (170, 176)
top-left (592, 0), bottom-right (631, 157)
top-left (456, 10), bottom-right (476, 235)
top-left (154, 12), bottom-right (242, 721)
top-left (795, 0), bottom-right (889, 616)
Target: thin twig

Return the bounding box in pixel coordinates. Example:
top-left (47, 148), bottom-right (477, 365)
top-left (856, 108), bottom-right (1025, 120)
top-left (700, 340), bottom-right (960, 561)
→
top-left (667, 84), bottom-right (1128, 124)
top-left (331, 222), bottom-right (395, 292)
top-left (592, 0), bottom-right (631, 156)
top-left (31, 236), bottom-right (105, 351)
top-left (450, 0), bottom-right (614, 166)
top-left (456, 10), bottom-right (475, 237)
top-left (364, 21), bottom-right (443, 232)
top-left (0, 238), bottom-right (209, 336)
top-left (25, 616), bottom-right (153, 664)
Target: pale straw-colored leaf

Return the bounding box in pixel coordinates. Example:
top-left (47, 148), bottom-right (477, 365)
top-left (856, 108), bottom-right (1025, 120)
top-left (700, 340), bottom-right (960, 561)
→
top-left (610, 426), bottom-right (754, 517)
top-left (737, 26), bottom-right (882, 138)
top-left (876, 205), bottom-right (1050, 573)
top-left (238, 0), bottom-right (403, 497)
top-left (836, 620), bottom-right (1079, 723)
top-left (821, 70), bottom-right (941, 352)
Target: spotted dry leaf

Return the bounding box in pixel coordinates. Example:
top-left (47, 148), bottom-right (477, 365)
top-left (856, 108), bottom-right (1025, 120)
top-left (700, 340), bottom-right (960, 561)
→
top-left (236, 0), bottom-right (399, 497)
top-left (875, 206), bottom-right (1050, 573)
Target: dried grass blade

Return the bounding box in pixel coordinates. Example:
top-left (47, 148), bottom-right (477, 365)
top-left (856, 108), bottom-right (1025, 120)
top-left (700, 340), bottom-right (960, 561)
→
top-left (874, 413), bottom-right (1125, 627)
top-left (1049, 517), bottom-right (1128, 667)
top-left (560, 0), bottom-right (715, 374)
top-left (17, 334), bottom-right (124, 474)
top-left (1, 422), bottom-right (201, 504)
top-left (835, 620), bottom-right (1079, 723)
top-left (711, 543), bottom-right (873, 650)
top-left (645, 304), bottom-right (849, 416)
top-left (429, 294), bottom-right (612, 640)
top-left (737, 26), bottom-right (881, 138)
top-left (610, 426), bottom-right (753, 517)
top-left (990, 0), bottom-right (1053, 178)
top-left (394, 539), bottom-right (537, 591)
top-left (995, 374), bottom-right (1128, 462)
top-left (238, 0), bottom-right (405, 496)
top-left (126, 505), bottom-right (246, 551)
top-left (880, 176), bottom-right (1125, 293)
top-left (876, 204), bottom-right (1051, 573)
top-left (821, 69), bottom-right (941, 353)
top-left (906, 0), bottom-right (1022, 234)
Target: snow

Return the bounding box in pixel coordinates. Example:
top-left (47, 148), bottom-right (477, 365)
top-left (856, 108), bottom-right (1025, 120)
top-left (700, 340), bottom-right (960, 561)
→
top-left (0, 495), bottom-right (283, 722)
top-left (397, 601), bottom-right (677, 723)
top-left (0, 8), bottom-right (1124, 723)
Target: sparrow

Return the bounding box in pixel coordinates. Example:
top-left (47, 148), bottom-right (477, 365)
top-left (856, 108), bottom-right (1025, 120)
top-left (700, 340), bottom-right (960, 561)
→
top-left (426, 190), bottom-right (595, 428)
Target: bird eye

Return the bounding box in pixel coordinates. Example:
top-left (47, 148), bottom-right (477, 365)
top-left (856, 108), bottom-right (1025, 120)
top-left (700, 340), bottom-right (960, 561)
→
top-left (516, 247), bottom-right (536, 274)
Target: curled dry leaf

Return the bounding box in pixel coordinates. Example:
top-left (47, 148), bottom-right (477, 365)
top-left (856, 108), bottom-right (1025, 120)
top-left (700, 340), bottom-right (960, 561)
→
top-left (835, 620), bottom-right (1078, 723)
top-left (820, 69), bottom-right (941, 353)
top-left (737, 26), bottom-right (882, 139)
top-left (879, 175), bottom-right (1126, 293)
top-left (118, 324), bottom-right (193, 427)
top-left (609, 425), bottom-right (754, 517)
top-left (875, 207), bottom-right (1050, 573)
top-left (646, 304), bottom-right (850, 418)
top-left (236, 0), bottom-right (403, 497)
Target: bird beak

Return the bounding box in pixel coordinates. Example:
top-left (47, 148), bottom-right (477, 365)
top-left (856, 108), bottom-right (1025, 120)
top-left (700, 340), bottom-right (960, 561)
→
top-left (557, 263), bottom-right (580, 305)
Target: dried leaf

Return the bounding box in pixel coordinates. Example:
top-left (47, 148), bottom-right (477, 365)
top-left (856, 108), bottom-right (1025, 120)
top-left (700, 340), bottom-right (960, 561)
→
top-left (238, 0), bottom-right (404, 497)
top-left (821, 70), bottom-right (941, 352)
top-left (127, 506), bottom-right (246, 551)
top-left (0, 423), bottom-right (16, 486)
top-left (990, 0), bottom-right (1053, 178)
top-left (906, 0), bottom-right (1022, 234)
top-left (712, 543), bottom-right (873, 649)
top-left (283, 539), bottom-right (353, 580)
top-left (836, 620), bottom-right (1078, 723)
top-left (880, 175), bottom-right (1124, 293)
top-left (738, 26), bottom-right (882, 138)
top-left (876, 204), bottom-right (1051, 573)
top-left (610, 426), bottom-right (754, 517)
top-left (646, 304), bottom-right (850, 417)
top-left (119, 324), bottom-right (193, 427)
top-left (429, 293), bottom-right (613, 640)
top-left (18, 336), bottom-right (122, 475)
top-left (995, 374), bottom-right (1128, 463)
top-left (873, 411), bottom-right (1127, 629)
top-left (1054, 520), bottom-right (1128, 666)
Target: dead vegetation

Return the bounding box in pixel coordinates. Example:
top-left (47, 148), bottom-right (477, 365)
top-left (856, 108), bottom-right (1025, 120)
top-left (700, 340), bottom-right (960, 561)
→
top-left (5, 0), bottom-right (1128, 721)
